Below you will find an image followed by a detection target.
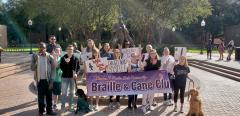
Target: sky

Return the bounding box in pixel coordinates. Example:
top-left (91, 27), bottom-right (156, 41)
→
top-left (2, 0), bottom-right (8, 3)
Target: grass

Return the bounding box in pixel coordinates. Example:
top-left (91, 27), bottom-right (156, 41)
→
top-left (187, 48), bottom-right (219, 53)
top-left (3, 48), bottom-right (38, 52)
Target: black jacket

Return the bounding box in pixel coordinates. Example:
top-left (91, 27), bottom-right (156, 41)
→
top-left (144, 59), bottom-right (161, 71)
top-left (60, 54), bottom-right (80, 78)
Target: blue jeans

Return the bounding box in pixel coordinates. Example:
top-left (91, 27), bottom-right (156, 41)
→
top-left (61, 78), bottom-right (75, 109)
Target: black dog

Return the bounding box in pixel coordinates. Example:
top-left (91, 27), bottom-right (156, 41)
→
top-left (75, 89), bottom-right (92, 114)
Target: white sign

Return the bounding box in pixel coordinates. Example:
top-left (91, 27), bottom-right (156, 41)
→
top-left (106, 59), bottom-right (128, 73)
top-left (121, 48), bottom-right (141, 60)
top-left (81, 52), bottom-right (92, 62)
top-left (85, 58), bottom-right (108, 72)
top-left (174, 47), bottom-right (187, 60)
top-left (214, 38), bottom-right (222, 45)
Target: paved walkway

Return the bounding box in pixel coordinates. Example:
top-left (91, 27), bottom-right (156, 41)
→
top-left (187, 53), bottom-right (240, 69)
top-left (0, 70), bottom-right (38, 116)
top-left (191, 67), bottom-right (240, 116)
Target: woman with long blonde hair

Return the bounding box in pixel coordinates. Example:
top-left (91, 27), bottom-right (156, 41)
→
top-left (173, 56), bottom-right (193, 113)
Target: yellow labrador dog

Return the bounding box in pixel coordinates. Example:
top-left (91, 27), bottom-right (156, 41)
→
top-left (187, 89), bottom-right (204, 116)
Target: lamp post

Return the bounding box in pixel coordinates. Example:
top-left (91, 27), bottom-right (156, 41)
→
top-left (200, 19), bottom-right (206, 54)
top-left (58, 27), bottom-right (62, 41)
top-left (28, 19), bottom-right (33, 54)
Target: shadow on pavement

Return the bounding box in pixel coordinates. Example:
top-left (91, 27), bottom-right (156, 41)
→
top-left (0, 100), bottom-right (37, 115)
top-left (11, 109), bottom-right (38, 116)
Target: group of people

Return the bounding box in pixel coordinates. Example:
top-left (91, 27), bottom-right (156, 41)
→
top-left (206, 39), bottom-right (235, 60)
top-left (31, 36), bottom-right (193, 115)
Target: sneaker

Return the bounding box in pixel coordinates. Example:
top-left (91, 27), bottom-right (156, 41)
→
top-left (53, 104), bottom-right (57, 110)
top-left (133, 105), bottom-right (137, 109)
top-left (167, 100), bottom-right (173, 106)
top-left (89, 104), bottom-right (94, 111)
top-left (149, 106), bottom-right (154, 111)
top-left (95, 105), bottom-right (99, 111)
top-left (180, 105), bottom-right (183, 113)
top-left (142, 106), bottom-right (147, 113)
top-left (69, 106), bottom-right (75, 112)
top-left (174, 105), bottom-right (177, 112)
top-left (116, 102), bottom-right (121, 109)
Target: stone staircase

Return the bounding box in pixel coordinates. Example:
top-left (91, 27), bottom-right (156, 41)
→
top-left (189, 59), bottom-right (240, 82)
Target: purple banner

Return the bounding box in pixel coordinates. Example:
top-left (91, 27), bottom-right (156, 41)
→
top-left (86, 70), bottom-right (172, 96)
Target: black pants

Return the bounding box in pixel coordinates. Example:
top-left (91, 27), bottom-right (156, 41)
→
top-left (37, 79), bottom-right (53, 114)
top-left (173, 86), bottom-right (185, 104)
top-left (207, 49), bottom-right (212, 59)
top-left (128, 95), bottom-right (137, 107)
top-left (164, 74), bottom-right (174, 101)
top-left (109, 95), bottom-right (120, 102)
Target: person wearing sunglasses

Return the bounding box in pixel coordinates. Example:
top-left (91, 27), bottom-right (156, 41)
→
top-left (46, 35), bottom-right (62, 54)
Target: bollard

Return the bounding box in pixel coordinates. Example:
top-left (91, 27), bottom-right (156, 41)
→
top-left (235, 47), bottom-right (240, 61)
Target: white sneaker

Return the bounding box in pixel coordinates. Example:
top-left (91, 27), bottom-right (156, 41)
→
top-left (95, 105), bottom-right (99, 111)
top-left (89, 104), bottom-right (94, 111)
top-left (150, 106), bottom-right (154, 111)
top-left (142, 105), bottom-right (147, 113)
top-left (180, 105), bottom-right (183, 113)
top-left (174, 105), bottom-right (177, 112)
top-left (167, 100), bottom-right (173, 106)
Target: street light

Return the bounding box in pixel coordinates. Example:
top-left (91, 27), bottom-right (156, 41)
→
top-left (200, 19), bottom-right (206, 54)
top-left (58, 27), bottom-right (62, 41)
top-left (28, 19), bottom-right (33, 54)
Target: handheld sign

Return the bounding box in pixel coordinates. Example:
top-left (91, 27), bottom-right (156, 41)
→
top-left (121, 48), bottom-right (141, 60)
top-left (85, 57), bottom-right (108, 72)
top-left (81, 52), bottom-right (92, 62)
top-left (106, 59), bottom-right (128, 73)
top-left (174, 47), bottom-right (187, 60)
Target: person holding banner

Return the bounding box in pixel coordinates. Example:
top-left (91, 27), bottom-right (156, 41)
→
top-left (141, 44), bottom-right (152, 62)
top-left (60, 45), bottom-right (80, 112)
top-left (142, 49), bottom-right (161, 113)
top-left (108, 48), bottom-right (122, 109)
top-left (85, 48), bottom-right (101, 111)
top-left (173, 56), bottom-right (193, 113)
top-left (161, 47), bottom-right (175, 106)
top-left (127, 52), bottom-right (143, 109)
top-left (100, 43), bottom-right (112, 60)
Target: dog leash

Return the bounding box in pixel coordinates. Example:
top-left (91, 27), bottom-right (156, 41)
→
top-left (187, 80), bottom-right (195, 101)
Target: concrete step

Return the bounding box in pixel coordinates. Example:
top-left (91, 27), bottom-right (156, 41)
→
top-left (0, 62), bottom-right (30, 79)
top-left (189, 62), bottom-right (240, 82)
top-left (189, 61), bottom-right (240, 77)
top-left (0, 62), bottom-right (31, 73)
top-left (189, 59), bottom-right (240, 72)
top-left (0, 61), bottom-right (31, 69)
